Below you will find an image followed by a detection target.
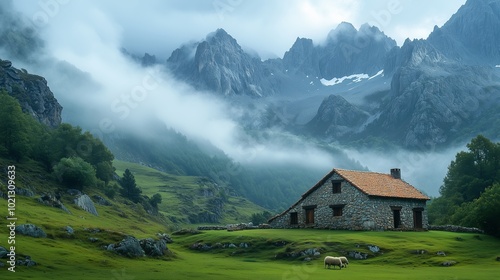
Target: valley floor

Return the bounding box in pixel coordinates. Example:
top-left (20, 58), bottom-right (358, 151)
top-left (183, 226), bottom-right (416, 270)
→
top-left (2, 227), bottom-right (499, 280)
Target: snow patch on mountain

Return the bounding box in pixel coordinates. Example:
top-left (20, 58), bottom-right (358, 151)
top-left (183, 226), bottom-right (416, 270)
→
top-left (368, 70), bottom-right (384, 80)
top-left (320, 70), bottom-right (384, 86)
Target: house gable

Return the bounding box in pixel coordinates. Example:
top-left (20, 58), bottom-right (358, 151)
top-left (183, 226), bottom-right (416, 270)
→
top-left (268, 168), bottom-right (429, 230)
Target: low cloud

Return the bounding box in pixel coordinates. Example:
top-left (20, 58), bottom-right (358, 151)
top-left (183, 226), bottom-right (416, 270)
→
top-left (2, 0), bottom-right (469, 197)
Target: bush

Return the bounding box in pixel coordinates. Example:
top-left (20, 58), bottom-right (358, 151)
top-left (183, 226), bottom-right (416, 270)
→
top-left (149, 193), bottom-right (162, 209)
top-left (104, 183), bottom-right (119, 199)
top-left (53, 157), bottom-right (97, 190)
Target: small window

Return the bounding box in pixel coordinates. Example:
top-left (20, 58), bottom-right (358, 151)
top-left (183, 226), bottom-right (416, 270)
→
top-left (330, 204), bottom-right (345, 217)
top-left (290, 212), bottom-right (298, 225)
top-left (332, 180), bottom-right (342, 193)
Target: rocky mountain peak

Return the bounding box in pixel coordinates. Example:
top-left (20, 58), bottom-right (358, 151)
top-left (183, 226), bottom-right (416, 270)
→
top-left (319, 23), bottom-right (397, 78)
top-left (428, 0), bottom-right (500, 63)
top-left (326, 22), bottom-right (358, 42)
top-left (166, 29), bottom-right (278, 97)
top-left (282, 37), bottom-right (318, 75)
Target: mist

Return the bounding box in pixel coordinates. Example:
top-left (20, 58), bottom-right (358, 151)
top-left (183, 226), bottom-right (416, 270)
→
top-left (1, 0), bottom-right (344, 173)
top-left (1, 0), bottom-right (470, 198)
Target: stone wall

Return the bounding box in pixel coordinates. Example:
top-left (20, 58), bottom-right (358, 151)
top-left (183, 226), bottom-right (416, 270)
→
top-left (269, 172), bottom-right (428, 230)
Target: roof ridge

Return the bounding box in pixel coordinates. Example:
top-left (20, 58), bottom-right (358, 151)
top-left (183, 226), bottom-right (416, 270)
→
top-left (334, 168), bottom-right (392, 176)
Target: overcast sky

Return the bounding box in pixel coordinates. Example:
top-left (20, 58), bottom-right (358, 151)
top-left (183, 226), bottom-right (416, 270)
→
top-left (13, 0), bottom-right (467, 60)
top-left (6, 0), bottom-right (471, 196)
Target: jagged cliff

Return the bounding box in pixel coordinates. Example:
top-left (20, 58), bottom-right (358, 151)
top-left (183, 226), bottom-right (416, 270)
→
top-left (0, 58), bottom-right (62, 127)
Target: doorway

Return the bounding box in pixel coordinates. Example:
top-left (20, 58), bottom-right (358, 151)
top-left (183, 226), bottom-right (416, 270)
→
top-left (391, 206), bottom-right (402, 229)
top-left (413, 209), bottom-right (423, 229)
top-left (393, 209), bottom-right (401, 228)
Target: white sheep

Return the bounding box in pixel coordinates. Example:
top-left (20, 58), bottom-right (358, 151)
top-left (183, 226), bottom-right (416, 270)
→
top-left (339, 256), bottom-right (349, 268)
top-left (324, 256), bottom-right (343, 269)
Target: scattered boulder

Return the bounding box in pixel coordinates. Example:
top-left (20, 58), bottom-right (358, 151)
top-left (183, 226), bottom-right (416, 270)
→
top-left (37, 193), bottom-right (71, 214)
top-left (442, 261), bottom-right (457, 266)
top-left (348, 251), bottom-right (368, 259)
top-left (89, 237), bottom-right (99, 243)
top-left (191, 242), bottom-right (212, 251)
top-left (156, 233), bottom-right (173, 243)
top-left (301, 248), bottom-right (320, 256)
top-left (109, 236), bottom-right (145, 258)
top-left (92, 195), bottom-right (112, 206)
top-left (74, 194), bottom-right (98, 216)
top-left (368, 245), bottom-right (380, 253)
top-left (16, 256), bottom-right (36, 267)
top-left (272, 241), bottom-right (288, 247)
top-left (140, 238), bottom-right (167, 257)
top-left (436, 251), bottom-right (446, 256)
top-left (228, 243), bottom-right (237, 248)
top-left (65, 226), bottom-right (74, 235)
top-left (15, 224), bottom-right (47, 238)
top-left (239, 243), bottom-right (249, 248)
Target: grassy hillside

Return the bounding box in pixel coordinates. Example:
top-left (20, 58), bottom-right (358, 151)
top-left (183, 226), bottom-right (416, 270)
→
top-left (113, 160), bottom-right (267, 225)
top-left (1, 158), bottom-right (499, 279)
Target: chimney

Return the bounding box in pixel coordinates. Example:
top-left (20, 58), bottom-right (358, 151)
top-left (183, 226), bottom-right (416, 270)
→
top-left (390, 168), bottom-right (401, 179)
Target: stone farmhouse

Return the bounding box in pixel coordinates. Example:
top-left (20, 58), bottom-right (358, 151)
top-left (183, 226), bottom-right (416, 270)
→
top-left (268, 168), bottom-right (430, 230)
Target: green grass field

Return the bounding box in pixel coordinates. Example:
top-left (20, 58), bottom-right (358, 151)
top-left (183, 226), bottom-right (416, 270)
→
top-left (1, 159), bottom-right (499, 279)
top-left (1, 225), bottom-right (499, 279)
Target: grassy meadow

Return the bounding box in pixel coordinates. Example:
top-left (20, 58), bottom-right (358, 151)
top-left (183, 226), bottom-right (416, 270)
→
top-left (1, 158), bottom-right (499, 279)
top-left (1, 223), bottom-right (499, 279)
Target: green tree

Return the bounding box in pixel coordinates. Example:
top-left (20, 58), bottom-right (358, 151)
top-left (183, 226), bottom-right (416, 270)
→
top-left (250, 211), bottom-right (272, 225)
top-left (119, 169), bottom-right (142, 203)
top-left (441, 135), bottom-right (500, 203)
top-left (428, 135), bottom-right (500, 230)
top-left (39, 124), bottom-right (114, 172)
top-left (96, 161), bottom-right (114, 184)
top-left (469, 183), bottom-right (500, 236)
top-left (0, 91), bottom-right (30, 161)
top-left (149, 193), bottom-right (162, 209)
top-left (53, 157), bottom-right (97, 190)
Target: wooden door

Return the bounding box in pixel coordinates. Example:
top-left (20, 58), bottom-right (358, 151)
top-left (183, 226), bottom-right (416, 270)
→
top-left (413, 210), bottom-right (423, 229)
top-left (305, 208), bottom-right (314, 224)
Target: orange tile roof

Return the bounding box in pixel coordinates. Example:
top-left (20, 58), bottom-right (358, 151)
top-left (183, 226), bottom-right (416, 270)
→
top-left (334, 168), bottom-right (430, 200)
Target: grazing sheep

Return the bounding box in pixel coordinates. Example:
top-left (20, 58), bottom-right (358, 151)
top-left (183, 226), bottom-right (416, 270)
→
top-left (339, 256), bottom-right (349, 268)
top-left (324, 256), bottom-right (343, 269)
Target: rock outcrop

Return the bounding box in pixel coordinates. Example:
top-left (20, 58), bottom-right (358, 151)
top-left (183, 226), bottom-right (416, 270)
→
top-left (0, 58), bottom-right (62, 127)
top-left (15, 224), bottom-right (47, 238)
top-left (74, 194), bottom-right (99, 216)
top-left (107, 236), bottom-right (170, 258)
top-left (307, 95), bottom-right (369, 139)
